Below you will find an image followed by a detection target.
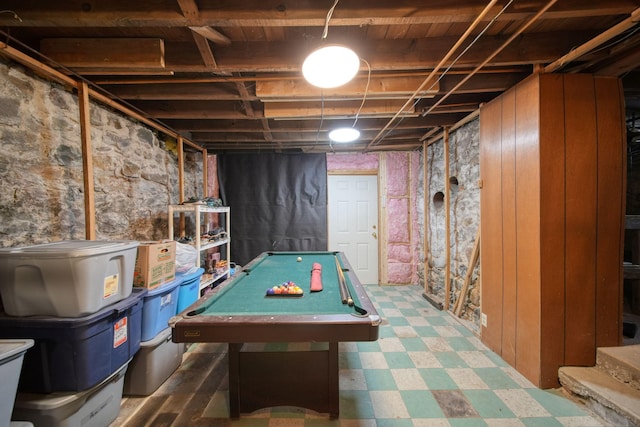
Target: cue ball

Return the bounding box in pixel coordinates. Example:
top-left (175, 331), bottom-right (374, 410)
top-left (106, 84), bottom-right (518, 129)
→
top-left (297, 257), bottom-right (302, 262)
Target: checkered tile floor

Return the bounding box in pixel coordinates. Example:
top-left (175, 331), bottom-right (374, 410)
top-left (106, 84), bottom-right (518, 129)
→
top-left (114, 283), bottom-right (605, 426)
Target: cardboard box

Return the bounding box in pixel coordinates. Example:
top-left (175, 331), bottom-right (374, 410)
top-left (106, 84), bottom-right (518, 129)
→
top-left (133, 241), bottom-right (176, 289)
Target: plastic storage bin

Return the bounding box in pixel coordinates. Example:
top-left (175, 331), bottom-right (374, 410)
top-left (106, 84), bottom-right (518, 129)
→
top-left (0, 288), bottom-right (145, 393)
top-left (0, 240), bottom-right (139, 317)
top-left (123, 327), bottom-right (185, 396)
top-left (12, 360), bottom-right (129, 427)
top-left (176, 268), bottom-right (204, 313)
top-left (140, 276), bottom-right (182, 342)
top-left (0, 339), bottom-right (34, 426)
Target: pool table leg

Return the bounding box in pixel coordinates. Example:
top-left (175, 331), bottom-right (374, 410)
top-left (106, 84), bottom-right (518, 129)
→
top-left (327, 341), bottom-right (339, 419)
top-left (228, 343), bottom-right (242, 418)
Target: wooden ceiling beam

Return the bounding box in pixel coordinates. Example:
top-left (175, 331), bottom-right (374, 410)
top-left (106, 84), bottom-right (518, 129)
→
top-left (130, 100), bottom-right (263, 119)
top-left (90, 67), bottom-right (530, 85)
top-left (594, 46), bottom-right (640, 76)
top-left (162, 114), bottom-right (463, 132)
top-left (158, 32), bottom-right (596, 74)
top-left (256, 75), bottom-right (439, 101)
top-left (235, 81), bottom-right (256, 118)
top-left (263, 100), bottom-right (416, 119)
top-left (190, 129), bottom-right (426, 143)
top-left (175, 0), bottom-right (199, 19)
top-left (101, 73), bottom-right (525, 102)
top-left (198, 140), bottom-right (425, 153)
top-left (4, 1), bottom-right (635, 27)
top-left (104, 83), bottom-right (253, 100)
top-left (99, 72), bottom-right (526, 103)
top-left (191, 31), bottom-right (219, 69)
top-left (189, 27), bottom-right (232, 46)
top-left (40, 38), bottom-right (165, 68)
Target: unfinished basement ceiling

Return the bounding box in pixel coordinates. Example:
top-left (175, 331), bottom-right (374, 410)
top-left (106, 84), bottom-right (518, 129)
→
top-left (1, 1), bottom-right (639, 153)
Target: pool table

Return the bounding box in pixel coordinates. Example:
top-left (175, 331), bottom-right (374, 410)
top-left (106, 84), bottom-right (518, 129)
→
top-left (170, 251), bottom-right (380, 418)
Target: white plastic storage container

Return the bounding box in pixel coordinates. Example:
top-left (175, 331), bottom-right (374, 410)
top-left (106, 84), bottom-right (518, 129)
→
top-left (0, 339), bottom-right (34, 427)
top-left (12, 360), bottom-right (129, 427)
top-left (0, 240), bottom-right (139, 317)
top-left (123, 327), bottom-right (185, 396)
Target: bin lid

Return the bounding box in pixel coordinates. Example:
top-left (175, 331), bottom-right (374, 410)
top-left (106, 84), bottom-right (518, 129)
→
top-left (140, 326), bottom-right (173, 348)
top-left (0, 240), bottom-right (139, 258)
top-left (144, 276), bottom-right (184, 297)
top-left (13, 360), bottom-right (129, 412)
top-left (0, 339), bottom-right (34, 364)
top-left (0, 288), bottom-right (147, 328)
top-left (176, 267), bottom-right (205, 282)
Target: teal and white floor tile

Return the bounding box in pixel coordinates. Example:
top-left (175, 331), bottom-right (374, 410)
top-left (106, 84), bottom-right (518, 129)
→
top-left (113, 283), bottom-right (606, 426)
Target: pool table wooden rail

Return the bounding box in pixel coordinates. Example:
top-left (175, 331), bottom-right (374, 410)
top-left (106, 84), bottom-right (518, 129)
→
top-left (169, 251), bottom-right (380, 344)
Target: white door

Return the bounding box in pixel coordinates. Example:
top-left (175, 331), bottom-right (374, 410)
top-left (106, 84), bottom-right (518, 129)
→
top-left (328, 175), bottom-right (378, 284)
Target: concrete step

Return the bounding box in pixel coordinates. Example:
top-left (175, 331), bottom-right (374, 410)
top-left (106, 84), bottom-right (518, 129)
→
top-left (559, 365), bottom-right (640, 427)
top-left (597, 345), bottom-right (640, 391)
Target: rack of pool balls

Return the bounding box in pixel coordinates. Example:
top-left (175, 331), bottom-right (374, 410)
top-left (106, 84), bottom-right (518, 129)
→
top-left (266, 281), bottom-right (304, 297)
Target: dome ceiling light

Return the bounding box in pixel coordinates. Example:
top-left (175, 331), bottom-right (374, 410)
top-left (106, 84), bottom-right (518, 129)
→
top-left (302, 45), bottom-right (359, 89)
top-left (329, 127), bottom-right (361, 143)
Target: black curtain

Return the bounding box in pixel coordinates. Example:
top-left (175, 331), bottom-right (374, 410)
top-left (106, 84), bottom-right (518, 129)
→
top-left (218, 153), bottom-right (328, 266)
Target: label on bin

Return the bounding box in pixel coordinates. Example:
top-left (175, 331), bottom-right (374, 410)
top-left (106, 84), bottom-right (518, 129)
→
top-left (104, 274), bottom-right (119, 299)
top-left (160, 293), bottom-right (172, 307)
top-left (113, 317), bottom-right (128, 348)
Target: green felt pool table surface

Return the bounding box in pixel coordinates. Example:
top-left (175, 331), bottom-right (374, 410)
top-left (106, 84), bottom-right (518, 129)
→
top-left (195, 251), bottom-right (362, 315)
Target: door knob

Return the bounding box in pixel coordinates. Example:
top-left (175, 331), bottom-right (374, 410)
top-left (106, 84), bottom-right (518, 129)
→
top-left (372, 232), bottom-right (377, 239)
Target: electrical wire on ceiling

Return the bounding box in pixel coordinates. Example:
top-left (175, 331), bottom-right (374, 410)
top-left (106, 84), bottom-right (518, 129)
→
top-left (351, 58), bottom-right (371, 130)
top-left (367, 0), bottom-right (514, 149)
top-left (313, 0), bottom-right (340, 151)
top-left (314, 93), bottom-right (326, 151)
top-left (311, 0), bottom-right (372, 151)
top-left (420, 0), bottom-right (558, 125)
top-left (0, 10), bottom-right (22, 22)
top-left (561, 23), bottom-right (640, 74)
top-left (544, 6), bottom-right (640, 74)
top-left (325, 58), bottom-right (371, 152)
top-left (322, 0), bottom-right (340, 40)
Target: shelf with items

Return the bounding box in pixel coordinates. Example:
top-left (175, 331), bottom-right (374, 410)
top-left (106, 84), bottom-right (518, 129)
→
top-left (168, 204), bottom-right (231, 294)
top-left (200, 268), bottom-right (230, 291)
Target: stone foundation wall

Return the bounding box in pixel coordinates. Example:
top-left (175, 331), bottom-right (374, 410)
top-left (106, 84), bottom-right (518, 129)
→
top-left (448, 121), bottom-right (481, 327)
top-left (425, 120), bottom-right (481, 329)
top-left (0, 57), bottom-right (202, 248)
top-left (426, 140), bottom-right (447, 297)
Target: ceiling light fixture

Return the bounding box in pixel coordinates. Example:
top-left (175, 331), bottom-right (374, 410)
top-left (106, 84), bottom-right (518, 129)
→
top-left (302, 45), bottom-right (359, 89)
top-left (329, 127), bottom-right (361, 143)
top-left (327, 59), bottom-right (372, 145)
top-left (302, 0), bottom-right (359, 89)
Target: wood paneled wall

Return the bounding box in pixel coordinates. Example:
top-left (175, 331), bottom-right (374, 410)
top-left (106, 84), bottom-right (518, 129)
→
top-left (479, 73), bottom-right (625, 388)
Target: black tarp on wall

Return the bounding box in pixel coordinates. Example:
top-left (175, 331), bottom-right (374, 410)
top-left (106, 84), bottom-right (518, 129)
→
top-left (218, 153), bottom-right (328, 266)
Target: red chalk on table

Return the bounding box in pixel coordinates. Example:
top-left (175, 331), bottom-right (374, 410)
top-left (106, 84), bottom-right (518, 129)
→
top-left (310, 262), bottom-right (323, 292)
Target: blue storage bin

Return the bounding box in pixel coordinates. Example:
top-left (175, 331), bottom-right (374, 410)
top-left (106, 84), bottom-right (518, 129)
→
top-left (0, 288), bottom-right (146, 393)
top-left (176, 268), bottom-right (204, 313)
top-left (140, 277), bottom-right (182, 342)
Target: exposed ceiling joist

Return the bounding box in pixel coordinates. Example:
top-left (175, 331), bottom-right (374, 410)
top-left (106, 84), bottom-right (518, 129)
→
top-left (0, 0), bottom-right (637, 152)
